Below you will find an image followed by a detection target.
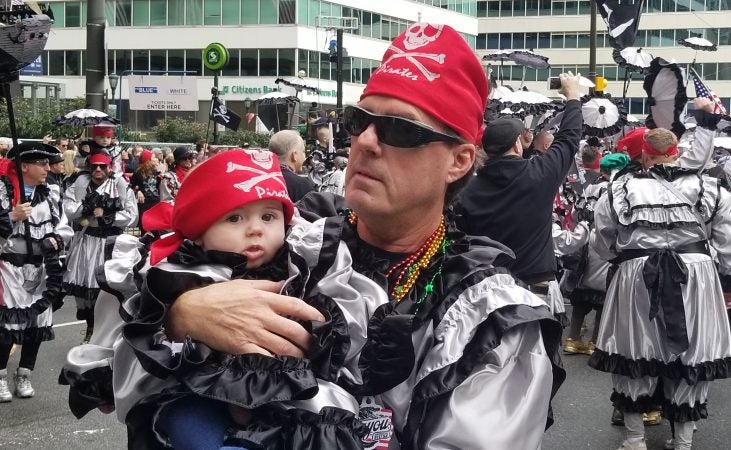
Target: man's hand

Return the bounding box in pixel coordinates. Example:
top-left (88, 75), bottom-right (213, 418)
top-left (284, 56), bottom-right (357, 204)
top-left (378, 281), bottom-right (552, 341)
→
top-left (136, 191), bottom-right (145, 204)
top-left (10, 202), bottom-right (32, 222)
top-left (93, 207), bottom-right (104, 218)
top-left (693, 97), bottom-right (714, 114)
top-left (167, 279), bottom-right (326, 357)
top-left (42, 134), bottom-right (52, 144)
top-left (559, 71), bottom-right (582, 102)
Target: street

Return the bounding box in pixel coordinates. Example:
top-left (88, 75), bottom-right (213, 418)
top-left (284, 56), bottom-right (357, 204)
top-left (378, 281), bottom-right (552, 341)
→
top-left (0, 303), bottom-right (730, 449)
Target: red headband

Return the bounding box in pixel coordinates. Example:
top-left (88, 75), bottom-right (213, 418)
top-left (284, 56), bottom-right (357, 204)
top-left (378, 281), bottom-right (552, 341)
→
top-left (88, 153), bottom-right (111, 166)
top-left (643, 141), bottom-right (679, 157)
top-left (92, 126), bottom-right (114, 138)
top-left (146, 150), bottom-right (295, 265)
top-left (617, 127), bottom-right (647, 160)
top-left (361, 23), bottom-right (488, 145)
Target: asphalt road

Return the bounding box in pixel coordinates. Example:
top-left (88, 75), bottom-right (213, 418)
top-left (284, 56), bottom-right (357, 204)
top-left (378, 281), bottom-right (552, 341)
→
top-left (0, 303), bottom-right (729, 449)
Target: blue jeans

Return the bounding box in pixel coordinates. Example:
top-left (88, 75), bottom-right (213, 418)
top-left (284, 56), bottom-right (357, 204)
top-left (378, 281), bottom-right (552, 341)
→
top-left (158, 396), bottom-right (247, 450)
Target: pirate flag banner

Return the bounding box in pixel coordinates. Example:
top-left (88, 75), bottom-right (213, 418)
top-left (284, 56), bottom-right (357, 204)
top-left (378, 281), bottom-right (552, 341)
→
top-left (594, 0), bottom-right (645, 50)
top-left (210, 97), bottom-right (242, 131)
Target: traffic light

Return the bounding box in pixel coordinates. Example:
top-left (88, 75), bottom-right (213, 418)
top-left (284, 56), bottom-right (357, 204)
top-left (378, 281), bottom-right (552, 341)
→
top-left (595, 75), bottom-right (608, 93)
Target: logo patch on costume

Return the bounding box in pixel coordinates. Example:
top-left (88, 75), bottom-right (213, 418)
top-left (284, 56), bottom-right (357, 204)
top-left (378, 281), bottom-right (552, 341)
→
top-left (244, 149), bottom-right (274, 170)
top-left (359, 396), bottom-right (393, 449)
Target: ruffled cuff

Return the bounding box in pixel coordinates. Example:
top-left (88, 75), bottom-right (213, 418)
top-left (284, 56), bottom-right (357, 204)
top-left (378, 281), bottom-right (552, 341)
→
top-left (589, 348), bottom-right (731, 385)
top-left (227, 406), bottom-right (367, 450)
top-left (178, 353), bottom-right (319, 408)
top-left (58, 366), bottom-right (114, 419)
top-left (0, 299), bottom-right (52, 326)
top-left (610, 390), bottom-right (709, 423)
top-left (304, 293), bottom-right (350, 382)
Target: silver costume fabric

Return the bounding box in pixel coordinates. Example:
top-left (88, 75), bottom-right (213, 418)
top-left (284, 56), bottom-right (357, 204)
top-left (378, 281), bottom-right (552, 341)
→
top-left (591, 166), bottom-right (731, 418)
top-left (0, 183), bottom-right (72, 337)
top-left (158, 171), bottom-right (180, 202)
top-left (62, 172), bottom-right (138, 309)
top-left (64, 214), bottom-right (559, 449)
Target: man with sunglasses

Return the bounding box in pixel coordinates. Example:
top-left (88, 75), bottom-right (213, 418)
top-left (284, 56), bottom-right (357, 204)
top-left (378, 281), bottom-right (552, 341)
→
top-left (67, 24), bottom-right (564, 449)
top-left (63, 151), bottom-right (138, 343)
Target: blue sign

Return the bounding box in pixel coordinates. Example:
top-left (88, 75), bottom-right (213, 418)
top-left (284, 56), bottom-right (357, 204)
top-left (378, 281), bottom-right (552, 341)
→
top-left (134, 86), bottom-right (158, 93)
top-left (20, 56), bottom-right (43, 76)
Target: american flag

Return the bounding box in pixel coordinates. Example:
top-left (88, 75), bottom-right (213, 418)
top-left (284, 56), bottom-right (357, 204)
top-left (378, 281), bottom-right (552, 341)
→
top-left (690, 67), bottom-right (727, 115)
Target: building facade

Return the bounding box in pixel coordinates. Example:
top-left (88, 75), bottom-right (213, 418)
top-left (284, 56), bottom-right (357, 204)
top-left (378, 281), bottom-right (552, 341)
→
top-left (28, 0), bottom-right (478, 130)
top-left (476, 0), bottom-right (731, 116)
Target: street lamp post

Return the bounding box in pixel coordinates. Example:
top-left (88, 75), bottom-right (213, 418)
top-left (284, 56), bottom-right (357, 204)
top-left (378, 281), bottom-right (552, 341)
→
top-left (108, 73), bottom-right (119, 120)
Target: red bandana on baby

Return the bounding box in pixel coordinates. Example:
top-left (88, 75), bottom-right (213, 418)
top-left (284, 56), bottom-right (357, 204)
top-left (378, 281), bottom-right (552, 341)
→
top-left (145, 149), bottom-right (294, 265)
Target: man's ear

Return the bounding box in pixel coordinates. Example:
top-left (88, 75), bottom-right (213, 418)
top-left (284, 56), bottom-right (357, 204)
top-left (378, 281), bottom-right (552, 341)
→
top-left (446, 144), bottom-right (475, 183)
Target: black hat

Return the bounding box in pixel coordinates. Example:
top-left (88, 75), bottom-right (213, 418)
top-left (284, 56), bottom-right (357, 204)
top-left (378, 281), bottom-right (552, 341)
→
top-left (482, 118), bottom-right (525, 155)
top-left (49, 148), bottom-right (65, 164)
top-left (7, 142), bottom-right (60, 162)
top-left (173, 146), bottom-right (196, 162)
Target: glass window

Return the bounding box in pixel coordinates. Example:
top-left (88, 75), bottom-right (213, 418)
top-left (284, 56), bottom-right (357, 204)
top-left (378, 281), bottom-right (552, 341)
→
top-left (169, 0), bottom-right (185, 25)
top-left (661, 0), bottom-right (676, 12)
top-left (222, 49), bottom-right (240, 76)
top-left (676, 0), bottom-right (690, 12)
top-left (241, 49), bottom-right (258, 75)
top-left (499, 33), bottom-right (511, 49)
top-left (168, 50), bottom-right (185, 72)
top-left (297, 49), bottom-right (308, 76)
top-left (115, 0), bottom-right (131, 26)
top-left (279, 48), bottom-right (295, 76)
top-left (260, 0), bottom-right (277, 24)
top-left (186, 49), bottom-right (202, 75)
top-left (204, 0), bottom-right (222, 25)
top-left (525, 33), bottom-right (538, 49)
top-left (551, 33), bottom-right (564, 48)
top-left (150, 0), bottom-right (167, 25)
top-left (578, 0), bottom-right (591, 14)
top-left (53, 2), bottom-right (66, 27)
top-left (538, 32), bottom-right (550, 48)
top-left (526, 0), bottom-right (539, 15)
top-left (539, 0), bottom-right (551, 15)
top-left (477, 34), bottom-right (487, 49)
top-left (718, 63), bottom-right (731, 80)
top-left (298, 0), bottom-right (308, 24)
top-left (603, 64), bottom-right (618, 81)
top-left (648, 29), bottom-right (661, 47)
top-left (371, 14), bottom-right (382, 41)
top-left (514, 1), bottom-right (526, 15)
top-left (242, 0), bottom-right (258, 24)
top-left (660, 29), bottom-right (675, 47)
top-left (320, 53), bottom-right (331, 80)
top-left (260, 49), bottom-right (277, 76)
top-left (307, 51), bottom-right (319, 81)
top-left (65, 50), bottom-right (81, 75)
top-left (487, 0), bottom-right (500, 16)
top-left (66, 2), bottom-right (82, 27)
top-left (133, 0), bottom-right (149, 26)
top-left (629, 98), bottom-right (643, 114)
top-left (187, 0), bottom-right (204, 25)
top-left (48, 51), bottom-right (64, 76)
top-left (577, 33), bottom-right (590, 48)
top-left (537, 67), bottom-right (549, 81)
top-left (552, 0), bottom-right (565, 15)
top-left (487, 33), bottom-right (500, 49)
top-left (565, 1), bottom-right (579, 15)
top-left (116, 50), bottom-right (132, 73)
top-left (150, 50), bottom-right (166, 72)
top-left (308, 0), bottom-right (319, 26)
top-left (132, 50), bottom-right (148, 72)
top-left (647, 0), bottom-right (662, 12)
top-left (499, 0), bottom-right (512, 16)
top-left (513, 33), bottom-right (525, 49)
top-left (279, 0), bottom-right (296, 24)
top-left (702, 63), bottom-right (717, 80)
top-left (477, 0), bottom-right (488, 17)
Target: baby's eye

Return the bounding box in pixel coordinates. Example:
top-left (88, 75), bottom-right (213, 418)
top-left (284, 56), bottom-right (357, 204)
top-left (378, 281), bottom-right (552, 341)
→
top-left (262, 213), bottom-right (276, 222)
top-left (226, 214), bottom-right (243, 223)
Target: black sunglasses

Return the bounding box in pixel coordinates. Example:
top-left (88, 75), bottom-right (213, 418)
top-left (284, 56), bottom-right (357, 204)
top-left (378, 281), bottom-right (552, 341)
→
top-left (342, 105), bottom-right (462, 148)
top-left (89, 163), bottom-right (108, 171)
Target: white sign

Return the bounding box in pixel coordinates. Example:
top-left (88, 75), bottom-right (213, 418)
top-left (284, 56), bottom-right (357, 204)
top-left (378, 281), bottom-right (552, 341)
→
top-left (128, 75), bottom-right (199, 111)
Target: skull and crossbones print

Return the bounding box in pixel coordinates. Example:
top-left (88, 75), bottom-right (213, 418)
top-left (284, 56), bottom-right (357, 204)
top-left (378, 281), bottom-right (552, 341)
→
top-left (380, 23), bottom-right (446, 82)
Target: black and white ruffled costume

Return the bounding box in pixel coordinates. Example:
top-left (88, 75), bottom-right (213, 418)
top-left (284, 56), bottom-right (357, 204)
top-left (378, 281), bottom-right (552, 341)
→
top-left (0, 180), bottom-right (72, 345)
top-left (588, 164), bottom-right (731, 422)
top-left (61, 193), bottom-right (565, 450)
top-left (62, 171), bottom-right (138, 320)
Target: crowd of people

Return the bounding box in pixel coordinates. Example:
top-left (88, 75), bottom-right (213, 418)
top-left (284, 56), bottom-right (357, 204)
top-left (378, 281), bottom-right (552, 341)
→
top-left (0, 21), bottom-right (730, 450)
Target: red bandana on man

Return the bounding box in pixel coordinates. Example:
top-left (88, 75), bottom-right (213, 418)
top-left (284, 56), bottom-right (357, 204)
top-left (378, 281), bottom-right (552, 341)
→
top-left (360, 23), bottom-right (488, 146)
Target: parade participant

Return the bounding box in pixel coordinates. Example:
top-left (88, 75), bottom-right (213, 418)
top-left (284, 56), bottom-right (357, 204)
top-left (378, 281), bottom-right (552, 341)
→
top-left (128, 149), bottom-right (160, 233)
top-left (589, 127), bottom-right (731, 450)
top-left (153, 24), bottom-right (564, 449)
top-left (457, 73), bottom-right (583, 317)
top-left (0, 137), bottom-right (11, 158)
top-left (86, 126), bottom-right (124, 174)
top-left (615, 127), bottom-right (647, 175)
top-left (321, 153), bottom-right (348, 196)
top-left (46, 148), bottom-right (65, 190)
top-left (561, 153), bottom-right (628, 356)
top-left (534, 131), bottom-right (555, 155)
top-left (0, 142), bottom-right (72, 402)
top-left (62, 151), bottom-right (138, 343)
top-left (268, 129), bottom-right (315, 202)
top-left (159, 146), bottom-right (196, 201)
top-left (114, 149), bottom-right (385, 449)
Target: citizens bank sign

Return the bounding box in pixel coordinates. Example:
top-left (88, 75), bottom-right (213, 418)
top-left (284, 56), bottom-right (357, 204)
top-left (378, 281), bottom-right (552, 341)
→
top-left (128, 75), bottom-right (199, 111)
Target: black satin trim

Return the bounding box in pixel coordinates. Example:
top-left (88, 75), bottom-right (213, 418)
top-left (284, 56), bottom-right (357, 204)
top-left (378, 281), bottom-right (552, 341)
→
top-left (589, 349), bottom-right (731, 385)
top-left (96, 235), bottom-right (128, 304)
top-left (178, 354), bottom-right (319, 408)
top-left (621, 220), bottom-right (700, 231)
top-left (569, 287), bottom-right (606, 306)
top-left (0, 297), bottom-right (52, 325)
top-left (303, 293), bottom-right (350, 382)
top-left (610, 390), bottom-right (709, 423)
top-left (227, 406), bottom-right (367, 450)
top-left (58, 366), bottom-right (114, 419)
top-left (0, 325), bottom-right (54, 345)
top-left (63, 283), bottom-right (101, 303)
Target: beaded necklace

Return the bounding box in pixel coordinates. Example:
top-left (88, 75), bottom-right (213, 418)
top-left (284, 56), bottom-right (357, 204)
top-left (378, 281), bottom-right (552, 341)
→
top-left (346, 211), bottom-right (449, 306)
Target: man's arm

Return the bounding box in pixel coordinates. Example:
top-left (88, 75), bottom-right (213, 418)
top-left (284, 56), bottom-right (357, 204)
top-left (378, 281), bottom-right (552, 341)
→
top-left (166, 279), bottom-right (325, 356)
top-left (679, 98), bottom-right (722, 170)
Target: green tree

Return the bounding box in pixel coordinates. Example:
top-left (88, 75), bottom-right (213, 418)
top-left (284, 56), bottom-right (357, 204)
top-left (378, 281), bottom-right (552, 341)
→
top-left (151, 117), bottom-right (207, 143)
top-left (0, 97), bottom-right (87, 139)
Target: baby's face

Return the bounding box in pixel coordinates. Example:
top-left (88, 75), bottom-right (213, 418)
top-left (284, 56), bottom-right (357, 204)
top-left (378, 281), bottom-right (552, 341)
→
top-left (197, 200), bottom-right (286, 269)
top-left (94, 135), bottom-right (112, 147)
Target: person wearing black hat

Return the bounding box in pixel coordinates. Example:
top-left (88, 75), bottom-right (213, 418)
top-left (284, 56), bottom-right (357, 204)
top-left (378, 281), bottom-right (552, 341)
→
top-left (0, 142), bottom-right (73, 402)
top-left (457, 72), bottom-right (583, 316)
top-left (160, 146), bottom-right (197, 201)
top-left (45, 146), bottom-right (65, 190)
